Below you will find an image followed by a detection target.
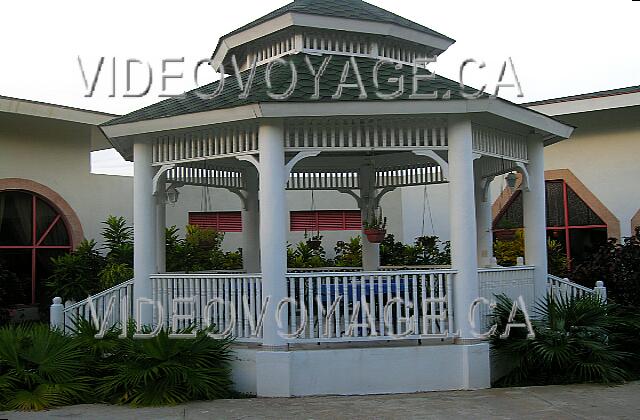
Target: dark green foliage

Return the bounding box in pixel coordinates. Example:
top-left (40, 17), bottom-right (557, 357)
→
top-left (494, 230), bottom-right (568, 277)
top-left (98, 263), bottom-right (134, 290)
top-left (547, 238), bottom-right (569, 278)
top-left (334, 237), bottom-right (362, 267)
top-left (99, 216), bottom-right (135, 288)
top-left (101, 216), bottom-right (134, 266)
top-left (380, 234), bottom-right (450, 266)
top-left (165, 225), bottom-right (184, 272)
top-left (0, 260), bottom-right (25, 324)
top-left (46, 240), bottom-right (105, 301)
top-left (491, 294), bottom-right (634, 387)
top-left (0, 324), bottom-right (92, 410)
top-left (0, 321), bottom-right (235, 410)
top-left (72, 320), bottom-right (234, 407)
top-left (288, 239), bottom-right (330, 269)
top-left (47, 220), bottom-right (243, 305)
top-left (166, 225), bottom-right (243, 272)
top-left (571, 227), bottom-right (640, 306)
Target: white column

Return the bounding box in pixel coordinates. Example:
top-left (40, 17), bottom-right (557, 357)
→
top-left (448, 117), bottom-right (480, 339)
top-left (474, 174), bottom-right (494, 267)
top-left (523, 134), bottom-right (548, 299)
top-left (155, 174), bottom-right (166, 274)
top-left (242, 167), bottom-right (261, 273)
top-left (133, 140), bottom-right (157, 326)
top-left (360, 164), bottom-right (380, 271)
top-left (258, 121), bottom-right (288, 348)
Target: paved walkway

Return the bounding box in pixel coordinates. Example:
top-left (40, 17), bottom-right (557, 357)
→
top-left (2, 382), bottom-right (639, 419)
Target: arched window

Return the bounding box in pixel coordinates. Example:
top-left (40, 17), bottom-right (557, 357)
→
top-left (494, 179), bottom-right (608, 266)
top-left (0, 191), bottom-right (72, 305)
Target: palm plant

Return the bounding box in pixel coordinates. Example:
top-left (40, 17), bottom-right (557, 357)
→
top-left (0, 324), bottom-right (92, 410)
top-left (101, 216), bottom-right (133, 266)
top-left (490, 293), bottom-right (631, 386)
top-left (94, 325), bottom-right (234, 406)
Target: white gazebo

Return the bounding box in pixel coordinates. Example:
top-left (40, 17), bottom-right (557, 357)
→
top-left (56, 0), bottom-right (575, 397)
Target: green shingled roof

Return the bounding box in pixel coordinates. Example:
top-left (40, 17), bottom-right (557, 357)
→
top-left (103, 54), bottom-right (483, 127)
top-left (224, 0), bottom-right (453, 41)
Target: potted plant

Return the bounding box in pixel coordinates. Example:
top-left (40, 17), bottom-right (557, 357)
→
top-left (363, 208), bottom-right (387, 243)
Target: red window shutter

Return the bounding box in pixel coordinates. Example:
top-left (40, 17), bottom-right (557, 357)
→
top-left (188, 212), bottom-right (242, 232)
top-left (290, 211), bottom-right (316, 232)
top-left (344, 211), bottom-right (362, 230)
top-left (290, 210), bottom-right (362, 231)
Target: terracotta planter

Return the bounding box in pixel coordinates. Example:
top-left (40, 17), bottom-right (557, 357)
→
top-left (364, 228), bottom-right (386, 243)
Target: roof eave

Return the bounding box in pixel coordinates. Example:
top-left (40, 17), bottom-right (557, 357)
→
top-left (103, 98), bottom-right (573, 163)
top-left (210, 12), bottom-right (455, 70)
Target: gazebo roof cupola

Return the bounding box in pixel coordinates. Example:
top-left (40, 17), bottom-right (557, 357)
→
top-left (211, 0), bottom-right (456, 73)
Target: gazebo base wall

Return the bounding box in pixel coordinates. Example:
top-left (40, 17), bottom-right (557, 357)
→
top-left (231, 343), bottom-right (490, 397)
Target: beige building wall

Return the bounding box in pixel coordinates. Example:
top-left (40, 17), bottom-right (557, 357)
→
top-left (543, 106), bottom-right (640, 238)
top-left (0, 113), bottom-right (134, 246)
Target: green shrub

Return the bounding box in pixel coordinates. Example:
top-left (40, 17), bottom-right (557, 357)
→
top-left (288, 238), bottom-right (330, 269)
top-left (70, 320), bottom-right (234, 407)
top-left (571, 227), bottom-right (640, 306)
top-left (494, 230), bottom-right (525, 267)
top-left (490, 294), bottom-right (633, 387)
top-left (98, 263), bottom-right (134, 290)
top-left (46, 240), bottom-right (105, 301)
top-left (0, 260), bottom-right (26, 324)
top-left (101, 216), bottom-right (133, 267)
top-left (380, 234), bottom-right (450, 266)
top-left (0, 324), bottom-right (92, 410)
top-left (334, 237), bottom-right (362, 267)
top-left (166, 225), bottom-right (242, 272)
top-left (494, 230), bottom-right (568, 277)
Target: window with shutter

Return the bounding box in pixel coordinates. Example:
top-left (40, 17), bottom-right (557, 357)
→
top-left (290, 210), bottom-right (362, 231)
top-left (188, 212), bottom-right (243, 232)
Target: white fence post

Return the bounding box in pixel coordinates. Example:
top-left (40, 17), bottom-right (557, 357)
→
top-left (50, 297), bottom-right (64, 331)
top-left (594, 281), bottom-right (607, 302)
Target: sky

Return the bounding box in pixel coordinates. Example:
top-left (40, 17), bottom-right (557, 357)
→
top-left (2, 0), bottom-right (639, 175)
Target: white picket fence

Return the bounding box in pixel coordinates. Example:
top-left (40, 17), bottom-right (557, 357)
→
top-left (150, 273), bottom-right (264, 342)
top-left (284, 270), bottom-right (456, 342)
top-left (50, 270), bottom-right (606, 343)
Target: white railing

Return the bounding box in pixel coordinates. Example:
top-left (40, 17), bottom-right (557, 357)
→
top-left (547, 274), bottom-right (601, 300)
top-left (285, 270), bottom-right (456, 343)
top-left (478, 266), bottom-right (535, 329)
top-left (150, 273), bottom-right (263, 342)
top-left (52, 278), bottom-right (134, 333)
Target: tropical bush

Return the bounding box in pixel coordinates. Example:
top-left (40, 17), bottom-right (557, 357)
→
top-left (47, 218), bottom-right (243, 304)
top-left (381, 234), bottom-right (450, 266)
top-left (0, 260), bottom-right (26, 324)
top-left (0, 324), bottom-right (92, 410)
top-left (494, 229), bottom-right (568, 277)
top-left (288, 237), bottom-right (330, 269)
top-left (490, 294), bottom-right (637, 387)
top-left (99, 216), bottom-right (134, 288)
top-left (0, 321), bottom-right (235, 410)
top-left (334, 236), bottom-right (362, 267)
top-left (46, 240), bottom-right (105, 301)
top-left (71, 320), bottom-right (234, 407)
top-left (166, 225), bottom-right (243, 272)
top-left (571, 227), bottom-right (640, 306)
